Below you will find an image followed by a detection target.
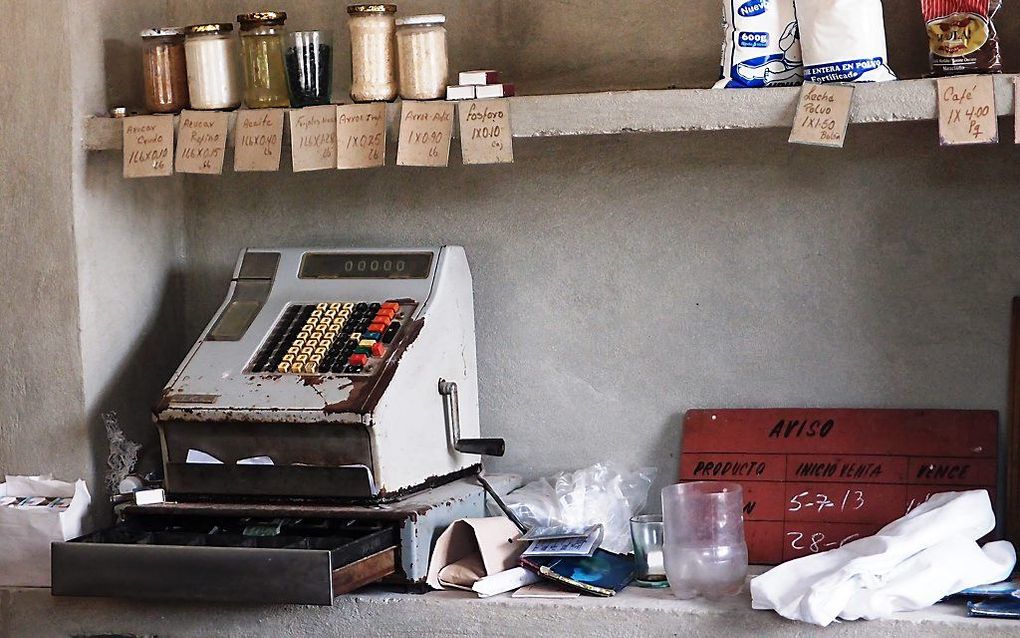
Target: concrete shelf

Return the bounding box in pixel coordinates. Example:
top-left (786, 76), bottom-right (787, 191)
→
top-left (84, 75), bottom-right (1020, 151)
top-left (2, 583), bottom-right (1014, 637)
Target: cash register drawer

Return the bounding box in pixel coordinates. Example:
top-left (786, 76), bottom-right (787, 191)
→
top-left (52, 516), bottom-right (398, 605)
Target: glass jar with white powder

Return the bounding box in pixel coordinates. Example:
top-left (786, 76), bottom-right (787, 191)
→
top-left (395, 14), bottom-right (447, 100)
top-left (183, 23), bottom-right (242, 110)
top-left (347, 4), bottom-right (398, 103)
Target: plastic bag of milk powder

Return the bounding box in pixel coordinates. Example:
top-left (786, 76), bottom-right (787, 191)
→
top-left (715, 0), bottom-right (804, 88)
top-left (794, 0), bottom-right (897, 83)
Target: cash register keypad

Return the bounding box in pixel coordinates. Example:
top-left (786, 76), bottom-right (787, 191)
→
top-left (248, 301), bottom-right (406, 375)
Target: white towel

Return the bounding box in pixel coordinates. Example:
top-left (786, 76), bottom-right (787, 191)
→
top-left (751, 490), bottom-right (1015, 626)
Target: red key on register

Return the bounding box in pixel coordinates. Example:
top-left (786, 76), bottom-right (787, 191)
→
top-left (348, 353), bottom-right (368, 367)
top-left (371, 342), bottom-right (386, 357)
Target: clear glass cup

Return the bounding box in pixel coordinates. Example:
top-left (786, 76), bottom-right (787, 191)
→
top-left (661, 482), bottom-right (748, 600)
top-left (286, 31), bottom-right (334, 107)
top-left (630, 515), bottom-right (669, 588)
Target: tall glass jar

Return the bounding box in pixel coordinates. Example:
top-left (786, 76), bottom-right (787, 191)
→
top-left (238, 11), bottom-right (291, 108)
top-left (347, 4), bottom-right (398, 102)
top-left (395, 14), bottom-right (448, 100)
top-left (184, 23), bottom-right (242, 110)
top-left (141, 27), bottom-right (189, 113)
top-left (286, 31), bottom-right (334, 107)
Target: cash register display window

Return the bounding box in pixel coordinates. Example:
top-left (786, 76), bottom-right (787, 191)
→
top-left (299, 253), bottom-right (433, 279)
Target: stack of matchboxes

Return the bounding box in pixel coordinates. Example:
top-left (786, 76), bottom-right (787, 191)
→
top-left (446, 70), bottom-right (516, 101)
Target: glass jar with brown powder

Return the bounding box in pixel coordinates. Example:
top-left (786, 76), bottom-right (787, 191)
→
top-left (141, 27), bottom-right (190, 113)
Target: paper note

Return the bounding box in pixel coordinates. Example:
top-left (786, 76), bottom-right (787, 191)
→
top-left (397, 101), bottom-right (455, 167)
top-left (336, 103), bottom-right (387, 169)
top-left (290, 105), bottom-right (338, 172)
top-left (789, 83), bottom-right (854, 148)
top-left (175, 111), bottom-right (229, 174)
top-left (458, 99), bottom-right (514, 164)
top-left (937, 76), bottom-right (998, 145)
top-left (234, 109), bottom-right (285, 172)
top-left (123, 115), bottom-right (174, 178)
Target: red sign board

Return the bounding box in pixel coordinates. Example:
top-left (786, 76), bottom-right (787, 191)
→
top-left (679, 409), bottom-right (998, 564)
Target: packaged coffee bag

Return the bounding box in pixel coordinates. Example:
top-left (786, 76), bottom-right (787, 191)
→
top-left (922, 0), bottom-right (1002, 75)
top-left (794, 0), bottom-right (897, 83)
top-left (714, 0), bottom-right (804, 88)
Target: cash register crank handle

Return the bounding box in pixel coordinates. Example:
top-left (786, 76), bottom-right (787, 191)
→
top-left (438, 379), bottom-right (506, 457)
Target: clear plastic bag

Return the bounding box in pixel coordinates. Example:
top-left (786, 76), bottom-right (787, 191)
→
top-left (502, 463), bottom-right (657, 554)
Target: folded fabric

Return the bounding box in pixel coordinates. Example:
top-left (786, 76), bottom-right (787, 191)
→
top-left (751, 490), bottom-right (1016, 626)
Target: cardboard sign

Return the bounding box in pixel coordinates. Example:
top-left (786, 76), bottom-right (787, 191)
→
top-left (937, 76), bottom-right (998, 145)
top-left (459, 99), bottom-right (514, 164)
top-left (175, 111), bottom-right (229, 174)
top-left (789, 83), bottom-right (854, 148)
top-left (290, 106), bottom-right (338, 172)
top-left (336, 103), bottom-right (387, 170)
top-left (234, 109), bottom-right (285, 172)
top-left (679, 409), bottom-right (998, 564)
top-left (123, 115), bottom-right (174, 178)
top-left (397, 101), bottom-right (455, 167)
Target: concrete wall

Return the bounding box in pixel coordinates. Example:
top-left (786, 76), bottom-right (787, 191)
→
top-left (0, 3), bottom-right (88, 482)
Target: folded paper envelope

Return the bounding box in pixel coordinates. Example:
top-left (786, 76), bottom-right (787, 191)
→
top-left (426, 517), bottom-right (525, 591)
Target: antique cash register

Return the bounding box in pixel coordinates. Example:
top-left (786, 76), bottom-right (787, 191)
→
top-left (52, 246), bottom-right (509, 605)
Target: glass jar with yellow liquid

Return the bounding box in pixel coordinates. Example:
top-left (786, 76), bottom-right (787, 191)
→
top-left (237, 11), bottom-right (291, 108)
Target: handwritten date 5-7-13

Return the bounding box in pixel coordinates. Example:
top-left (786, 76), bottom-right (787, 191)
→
top-left (789, 489), bottom-right (865, 514)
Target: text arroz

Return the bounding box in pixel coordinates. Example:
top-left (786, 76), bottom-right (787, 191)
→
top-left (938, 76), bottom-right (998, 145)
top-left (123, 115), bottom-right (174, 178)
top-left (396, 102), bottom-right (455, 167)
top-left (789, 83), bottom-right (854, 148)
top-left (337, 103), bottom-right (387, 170)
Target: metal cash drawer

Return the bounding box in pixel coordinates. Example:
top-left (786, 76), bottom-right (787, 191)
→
top-left (52, 515), bottom-right (398, 605)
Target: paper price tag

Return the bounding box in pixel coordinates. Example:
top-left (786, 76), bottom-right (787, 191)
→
top-left (290, 105), bottom-right (338, 172)
top-left (336, 103), bottom-right (387, 169)
top-left (937, 76), bottom-right (998, 145)
top-left (789, 83), bottom-right (854, 148)
top-left (459, 99), bottom-right (514, 164)
top-left (234, 109), bottom-right (285, 172)
top-left (175, 111), bottom-right (229, 174)
top-left (397, 101), bottom-right (454, 167)
top-left (123, 115), bottom-right (174, 178)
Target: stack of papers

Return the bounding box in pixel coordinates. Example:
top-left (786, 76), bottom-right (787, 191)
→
top-left (520, 524), bottom-right (604, 558)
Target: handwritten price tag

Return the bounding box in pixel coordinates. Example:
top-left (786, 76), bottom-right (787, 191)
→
top-left (175, 111), bottom-right (229, 174)
top-left (459, 99), bottom-right (514, 164)
top-left (397, 101), bottom-right (454, 167)
top-left (290, 105), bottom-right (338, 172)
top-left (336, 103), bottom-right (387, 170)
top-left (789, 83), bottom-right (854, 148)
top-left (234, 109), bottom-right (285, 172)
top-left (937, 76), bottom-right (998, 145)
top-left (123, 115), bottom-right (174, 178)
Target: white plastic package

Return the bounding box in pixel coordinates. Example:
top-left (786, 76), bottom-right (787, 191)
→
top-left (794, 0), bottom-right (897, 83)
top-left (715, 0), bottom-right (804, 88)
top-left (751, 490), bottom-right (1015, 626)
top-left (501, 463), bottom-right (657, 554)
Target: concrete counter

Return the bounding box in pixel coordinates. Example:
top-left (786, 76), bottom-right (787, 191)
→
top-left (1, 584), bottom-right (1014, 637)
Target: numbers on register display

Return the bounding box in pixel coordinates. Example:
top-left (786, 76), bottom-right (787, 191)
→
top-left (787, 531), bottom-right (861, 553)
top-left (789, 490), bottom-right (865, 513)
top-left (343, 259), bottom-right (407, 274)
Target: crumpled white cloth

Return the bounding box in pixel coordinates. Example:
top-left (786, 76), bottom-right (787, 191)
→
top-left (751, 490), bottom-right (1015, 626)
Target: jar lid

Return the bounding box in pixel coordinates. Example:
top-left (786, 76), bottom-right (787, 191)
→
top-left (185, 23), bottom-right (234, 35)
top-left (140, 26), bottom-right (186, 38)
top-left (395, 13), bottom-right (446, 27)
top-left (237, 11), bottom-right (287, 28)
top-left (347, 4), bottom-right (398, 14)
